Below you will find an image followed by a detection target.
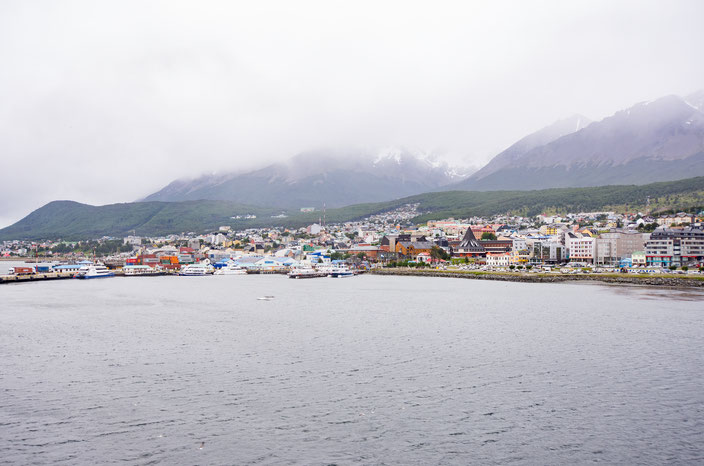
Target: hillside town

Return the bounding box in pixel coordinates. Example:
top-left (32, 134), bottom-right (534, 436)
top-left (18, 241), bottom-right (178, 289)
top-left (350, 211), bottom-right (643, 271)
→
top-left (2, 205), bottom-right (704, 275)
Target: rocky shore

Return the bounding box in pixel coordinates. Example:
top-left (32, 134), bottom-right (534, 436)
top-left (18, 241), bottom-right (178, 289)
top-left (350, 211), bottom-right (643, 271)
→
top-left (370, 268), bottom-right (704, 288)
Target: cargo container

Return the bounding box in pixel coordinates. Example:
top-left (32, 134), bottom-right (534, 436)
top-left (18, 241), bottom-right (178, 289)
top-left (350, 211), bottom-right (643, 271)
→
top-left (178, 254), bottom-right (194, 264)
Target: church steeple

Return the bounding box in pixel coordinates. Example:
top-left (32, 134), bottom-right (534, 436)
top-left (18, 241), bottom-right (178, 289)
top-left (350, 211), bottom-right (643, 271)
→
top-left (458, 227), bottom-right (485, 254)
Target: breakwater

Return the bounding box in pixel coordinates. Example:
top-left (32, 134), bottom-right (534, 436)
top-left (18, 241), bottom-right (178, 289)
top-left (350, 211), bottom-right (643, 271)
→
top-left (370, 268), bottom-right (704, 288)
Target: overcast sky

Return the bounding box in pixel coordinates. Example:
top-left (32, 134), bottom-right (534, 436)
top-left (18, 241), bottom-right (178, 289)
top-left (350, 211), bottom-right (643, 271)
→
top-left (1, 0), bottom-right (703, 228)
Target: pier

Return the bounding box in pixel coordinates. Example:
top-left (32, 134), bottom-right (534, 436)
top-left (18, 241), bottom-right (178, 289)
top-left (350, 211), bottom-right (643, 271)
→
top-left (0, 272), bottom-right (76, 284)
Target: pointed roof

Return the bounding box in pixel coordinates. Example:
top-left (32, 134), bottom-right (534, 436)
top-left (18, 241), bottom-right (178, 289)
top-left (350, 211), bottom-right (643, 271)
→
top-left (458, 227), bottom-right (485, 253)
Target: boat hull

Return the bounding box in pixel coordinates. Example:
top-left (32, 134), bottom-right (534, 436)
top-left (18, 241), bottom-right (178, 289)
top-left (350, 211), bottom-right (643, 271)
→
top-left (76, 273), bottom-right (115, 279)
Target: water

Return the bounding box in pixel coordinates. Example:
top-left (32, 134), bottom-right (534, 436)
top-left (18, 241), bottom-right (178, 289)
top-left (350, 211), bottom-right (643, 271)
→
top-left (1, 275), bottom-right (703, 465)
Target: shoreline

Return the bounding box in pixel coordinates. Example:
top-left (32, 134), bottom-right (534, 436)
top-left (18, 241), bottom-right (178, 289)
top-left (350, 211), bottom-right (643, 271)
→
top-left (370, 268), bottom-right (704, 288)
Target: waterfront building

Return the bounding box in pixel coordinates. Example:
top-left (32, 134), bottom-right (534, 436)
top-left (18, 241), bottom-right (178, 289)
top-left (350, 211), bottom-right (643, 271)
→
top-left (512, 248), bottom-right (531, 265)
top-left (395, 241), bottom-right (434, 260)
top-left (594, 231), bottom-right (650, 266)
top-left (480, 238), bottom-right (514, 254)
top-left (416, 252), bottom-right (432, 263)
top-left (380, 233), bottom-right (427, 253)
top-left (645, 227), bottom-right (704, 267)
top-left (347, 244), bottom-right (380, 259)
top-left (528, 239), bottom-right (564, 264)
top-left (454, 227), bottom-right (486, 257)
top-left (632, 250), bottom-right (646, 266)
top-left (566, 234), bottom-right (595, 263)
top-left (486, 252), bottom-right (512, 267)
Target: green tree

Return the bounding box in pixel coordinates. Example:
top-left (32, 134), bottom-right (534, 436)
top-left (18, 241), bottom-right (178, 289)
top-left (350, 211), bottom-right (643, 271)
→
top-left (330, 251), bottom-right (346, 261)
top-left (430, 245), bottom-right (450, 261)
top-left (481, 232), bottom-right (497, 240)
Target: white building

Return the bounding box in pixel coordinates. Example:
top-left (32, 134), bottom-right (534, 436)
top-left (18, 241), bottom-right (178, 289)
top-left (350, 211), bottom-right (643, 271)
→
top-left (566, 234), bottom-right (595, 263)
top-left (307, 223), bottom-right (322, 235)
top-left (123, 236), bottom-right (142, 246)
top-left (486, 252), bottom-right (512, 267)
top-left (210, 233), bottom-right (227, 246)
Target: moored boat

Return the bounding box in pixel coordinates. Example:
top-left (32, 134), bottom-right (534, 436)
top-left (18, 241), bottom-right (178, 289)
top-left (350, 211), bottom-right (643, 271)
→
top-left (75, 264), bottom-right (115, 279)
top-left (179, 260), bottom-right (214, 276)
top-left (214, 263), bottom-right (248, 275)
top-left (123, 265), bottom-right (163, 276)
top-left (329, 264), bottom-right (355, 278)
top-left (288, 266), bottom-right (324, 279)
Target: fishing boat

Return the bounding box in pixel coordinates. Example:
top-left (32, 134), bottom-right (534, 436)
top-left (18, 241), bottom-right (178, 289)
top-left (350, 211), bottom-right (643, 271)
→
top-left (75, 264), bottom-right (115, 279)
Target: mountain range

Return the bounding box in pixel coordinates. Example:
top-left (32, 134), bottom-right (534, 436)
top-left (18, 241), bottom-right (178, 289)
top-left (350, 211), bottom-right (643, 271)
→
top-left (143, 91), bottom-right (704, 206)
top-left (3, 176), bottom-right (703, 240)
top-left (3, 90), bottom-right (704, 240)
top-left (455, 92), bottom-right (704, 190)
top-left (144, 148), bottom-right (471, 208)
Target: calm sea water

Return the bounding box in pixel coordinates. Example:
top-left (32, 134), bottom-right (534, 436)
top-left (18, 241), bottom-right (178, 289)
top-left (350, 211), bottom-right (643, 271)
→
top-left (1, 273), bottom-right (703, 465)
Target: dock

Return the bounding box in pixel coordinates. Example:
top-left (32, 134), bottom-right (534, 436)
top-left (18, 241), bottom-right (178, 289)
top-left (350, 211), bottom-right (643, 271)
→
top-left (0, 272), bottom-right (77, 284)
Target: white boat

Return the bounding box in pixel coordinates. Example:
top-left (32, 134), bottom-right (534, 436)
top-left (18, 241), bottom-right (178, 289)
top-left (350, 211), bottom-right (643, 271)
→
top-left (329, 264), bottom-right (355, 278)
top-left (75, 264), bottom-right (115, 279)
top-left (315, 264), bottom-right (334, 276)
top-left (214, 263), bottom-right (248, 275)
top-left (123, 265), bottom-right (162, 276)
top-left (179, 260), bottom-right (214, 276)
top-left (288, 266), bottom-right (324, 279)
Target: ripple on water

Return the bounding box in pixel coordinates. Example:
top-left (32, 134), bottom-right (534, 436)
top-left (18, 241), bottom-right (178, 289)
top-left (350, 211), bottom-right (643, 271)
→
top-left (0, 276), bottom-right (703, 464)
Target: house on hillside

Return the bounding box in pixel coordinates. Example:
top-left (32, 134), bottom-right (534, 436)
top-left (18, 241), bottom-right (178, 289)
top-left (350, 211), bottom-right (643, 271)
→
top-left (657, 212), bottom-right (695, 226)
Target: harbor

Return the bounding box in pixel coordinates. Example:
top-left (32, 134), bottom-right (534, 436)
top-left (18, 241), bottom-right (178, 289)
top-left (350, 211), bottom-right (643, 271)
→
top-left (2, 258), bottom-right (700, 287)
top-left (0, 257), bottom-right (363, 284)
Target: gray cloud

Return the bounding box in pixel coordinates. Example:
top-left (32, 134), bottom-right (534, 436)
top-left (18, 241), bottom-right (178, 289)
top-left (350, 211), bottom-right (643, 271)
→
top-left (1, 0), bottom-right (703, 227)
